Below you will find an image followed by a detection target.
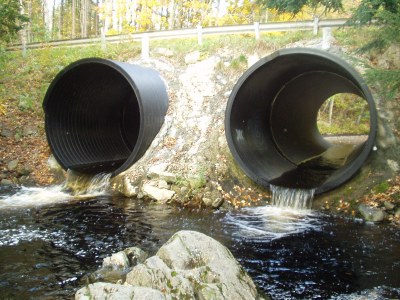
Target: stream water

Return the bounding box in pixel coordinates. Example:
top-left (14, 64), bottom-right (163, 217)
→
top-left (0, 184), bottom-right (399, 299)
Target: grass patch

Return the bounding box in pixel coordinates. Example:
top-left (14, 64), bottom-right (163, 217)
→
top-left (1, 30), bottom-right (314, 117)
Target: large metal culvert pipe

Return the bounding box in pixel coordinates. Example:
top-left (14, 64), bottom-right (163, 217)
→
top-left (43, 58), bottom-right (168, 176)
top-left (225, 48), bottom-right (377, 194)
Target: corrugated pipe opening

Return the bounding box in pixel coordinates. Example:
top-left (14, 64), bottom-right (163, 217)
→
top-left (43, 58), bottom-right (168, 176)
top-left (225, 48), bottom-right (377, 194)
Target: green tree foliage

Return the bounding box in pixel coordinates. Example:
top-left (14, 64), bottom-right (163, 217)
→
top-left (258, 0), bottom-right (343, 16)
top-left (0, 0), bottom-right (28, 43)
top-left (349, 0), bottom-right (399, 98)
top-left (349, 0), bottom-right (399, 50)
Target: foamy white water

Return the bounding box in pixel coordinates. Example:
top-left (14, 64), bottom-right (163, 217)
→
top-left (226, 206), bottom-right (322, 242)
top-left (0, 173), bottom-right (111, 209)
top-left (0, 185), bottom-right (72, 208)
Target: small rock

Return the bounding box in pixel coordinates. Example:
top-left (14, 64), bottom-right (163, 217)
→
top-left (157, 180), bottom-right (169, 189)
top-left (1, 179), bottom-right (13, 186)
top-left (147, 164), bottom-right (177, 183)
top-left (122, 177), bottom-right (139, 197)
top-left (103, 251), bottom-right (130, 270)
top-left (387, 159), bottom-right (399, 172)
top-left (87, 268), bottom-right (127, 284)
top-left (184, 51), bottom-right (200, 64)
top-left (18, 167), bottom-right (32, 177)
top-left (247, 54), bottom-right (259, 68)
top-left (47, 155), bottom-right (66, 183)
top-left (22, 124), bottom-right (38, 136)
top-left (142, 184), bottom-right (175, 203)
top-left (18, 176), bottom-right (35, 186)
top-left (202, 197), bottom-right (213, 207)
top-left (395, 208), bottom-right (400, 218)
top-left (224, 91), bottom-right (231, 97)
top-left (1, 128), bottom-right (13, 138)
top-left (7, 160), bottom-right (18, 171)
top-left (154, 47), bottom-right (174, 57)
top-left (384, 201), bottom-right (395, 211)
top-left (358, 204), bottom-right (386, 222)
top-left (124, 247), bottom-right (148, 266)
top-left (212, 197), bottom-right (224, 208)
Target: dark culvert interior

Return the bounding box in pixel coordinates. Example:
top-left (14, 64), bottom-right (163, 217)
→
top-left (225, 48), bottom-right (377, 194)
top-left (43, 58), bottom-right (168, 175)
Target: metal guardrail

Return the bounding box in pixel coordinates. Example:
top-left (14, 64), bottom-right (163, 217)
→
top-left (7, 18), bottom-right (348, 51)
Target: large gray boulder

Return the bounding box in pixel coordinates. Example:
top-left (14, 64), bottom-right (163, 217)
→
top-left (75, 230), bottom-right (263, 300)
top-left (75, 282), bottom-right (164, 300)
top-left (126, 230), bottom-right (259, 299)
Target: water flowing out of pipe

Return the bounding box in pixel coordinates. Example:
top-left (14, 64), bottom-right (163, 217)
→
top-left (270, 185), bottom-right (315, 210)
top-left (63, 170), bottom-right (112, 196)
top-left (0, 172), bottom-right (112, 209)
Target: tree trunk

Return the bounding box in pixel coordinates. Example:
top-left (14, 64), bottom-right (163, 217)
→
top-left (58, 0), bottom-right (64, 39)
top-left (81, 0), bottom-right (87, 37)
top-left (168, 0), bottom-right (175, 29)
top-left (72, 0), bottom-right (76, 38)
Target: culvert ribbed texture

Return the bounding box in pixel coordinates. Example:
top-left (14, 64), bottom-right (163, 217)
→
top-left (43, 58), bottom-right (168, 176)
top-left (225, 48), bottom-right (377, 194)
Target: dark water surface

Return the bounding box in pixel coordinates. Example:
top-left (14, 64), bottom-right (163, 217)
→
top-left (0, 186), bottom-right (399, 299)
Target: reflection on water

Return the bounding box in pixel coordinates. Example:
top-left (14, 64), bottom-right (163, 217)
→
top-left (0, 186), bottom-right (399, 299)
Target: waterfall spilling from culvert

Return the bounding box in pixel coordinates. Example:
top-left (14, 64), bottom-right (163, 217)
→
top-left (0, 172), bottom-right (112, 209)
top-left (63, 170), bottom-right (112, 196)
top-left (270, 185), bottom-right (315, 210)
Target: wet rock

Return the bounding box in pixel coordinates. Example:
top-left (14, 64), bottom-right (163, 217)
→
top-left (124, 247), bottom-right (148, 266)
top-left (7, 160), bottom-right (18, 171)
top-left (358, 204), bottom-right (386, 222)
top-left (75, 282), bottom-right (165, 300)
top-left (103, 251), bottom-right (130, 270)
top-left (126, 230), bottom-right (260, 299)
top-left (395, 208), bottom-right (400, 218)
top-left (0, 179), bottom-right (14, 186)
top-left (85, 268), bottom-right (128, 284)
top-left (47, 155), bottom-right (66, 183)
top-left (120, 177), bottom-right (139, 197)
top-left (212, 197), bottom-right (224, 208)
top-left (82, 248), bottom-right (148, 285)
top-left (18, 176), bottom-right (35, 186)
top-left (142, 183), bottom-right (175, 203)
top-left (102, 247), bottom-right (148, 270)
top-left (202, 197), bottom-right (213, 206)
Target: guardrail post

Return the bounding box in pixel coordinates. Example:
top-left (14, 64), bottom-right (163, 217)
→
top-left (254, 22), bottom-right (260, 40)
top-left (197, 25), bottom-right (203, 46)
top-left (141, 34), bottom-right (150, 60)
top-left (322, 27), bottom-right (332, 50)
top-left (101, 27), bottom-right (106, 51)
top-left (313, 17), bottom-right (319, 35)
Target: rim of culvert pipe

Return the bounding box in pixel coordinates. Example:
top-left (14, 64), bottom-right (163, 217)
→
top-left (225, 47), bottom-right (378, 194)
top-left (43, 57), bottom-right (168, 177)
